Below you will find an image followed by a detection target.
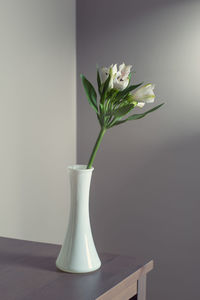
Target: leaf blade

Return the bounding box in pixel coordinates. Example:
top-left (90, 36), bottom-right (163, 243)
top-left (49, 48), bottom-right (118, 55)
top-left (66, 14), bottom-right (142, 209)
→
top-left (81, 74), bottom-right (98, 113)
top-left (112, 103), bottom-right (135, 118)
top-left (115, 82), bottom-right (143, 101)
top-left (111, 119), bottom-right (127, 127)
top-left (101, 74), bottom-right (111, 104)
top-left (97, 69), bottom-right (102, 96)
top-left (127, 103), bottom-right (164, 120)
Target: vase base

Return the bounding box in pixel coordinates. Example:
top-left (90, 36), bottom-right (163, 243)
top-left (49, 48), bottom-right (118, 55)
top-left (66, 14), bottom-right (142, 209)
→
top-left (56, 261), bottom-right (101, 274)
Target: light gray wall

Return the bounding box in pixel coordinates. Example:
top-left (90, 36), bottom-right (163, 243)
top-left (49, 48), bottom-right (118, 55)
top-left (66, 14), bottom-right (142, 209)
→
top-left (77, 0), bottom-right (200, 299)
top-left (0, 0), bottom-right (76, 244)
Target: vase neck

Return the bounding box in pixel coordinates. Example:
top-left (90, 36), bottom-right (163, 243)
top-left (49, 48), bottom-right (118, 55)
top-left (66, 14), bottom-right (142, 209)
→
top-left (69, 165), bottom-right (93, 208)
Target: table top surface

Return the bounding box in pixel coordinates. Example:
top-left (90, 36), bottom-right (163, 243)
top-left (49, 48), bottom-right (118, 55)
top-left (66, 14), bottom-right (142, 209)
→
top-left (0, 236), bottom-right (153, 300)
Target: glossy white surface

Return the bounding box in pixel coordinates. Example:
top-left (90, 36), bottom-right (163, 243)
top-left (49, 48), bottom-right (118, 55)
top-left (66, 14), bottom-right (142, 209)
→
top-left (56, 165), bottom-right (101, 273)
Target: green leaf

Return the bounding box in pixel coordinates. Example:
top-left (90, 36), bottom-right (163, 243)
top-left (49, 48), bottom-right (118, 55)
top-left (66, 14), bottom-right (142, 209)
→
top-left (97, 113), bottom-right (103, 126)
top-left (101, 74), bottom-right (111, 103)
top-left (112, 103), bottom-right (135, 119)
top-left (108, 89), bottom-right (121, 105)
top-left (111, 119), bottom-right (127, 127)
top-left (127, 103), bottom-right (164, 120)
top-left (81, 74), bottom-right (98, 113)
top-left (97, 69), bottom-right (102, 96)
top-left (115, 82), bottom-right (143, 101)
top-left (128, 72), bottom-right (132, 85)
top-left (110, 103), bottom-right (164, 128)
top-left (107, 88), bottom-right (118, 99)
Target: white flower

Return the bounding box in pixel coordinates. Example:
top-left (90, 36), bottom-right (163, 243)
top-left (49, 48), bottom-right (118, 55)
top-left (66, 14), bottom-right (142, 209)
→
top-left (100, 67), bottom-right (110, 83)
top-left (119, 63), bottom-right (132, 78)
top-left (113, 77), bottom-right (129, 90)
top-left (100, 64), bottom-right (117, 89)
top-left (113, 63), bottom-right (132, 90)
top-left (132, 84), bottom-right (155, 106)
top-left (100, 63), bottom-right (132, 90)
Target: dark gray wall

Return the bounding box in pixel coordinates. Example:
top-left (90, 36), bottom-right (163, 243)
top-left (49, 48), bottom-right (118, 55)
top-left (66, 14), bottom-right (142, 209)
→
top-left (77, 1), bottom-right (200, 299)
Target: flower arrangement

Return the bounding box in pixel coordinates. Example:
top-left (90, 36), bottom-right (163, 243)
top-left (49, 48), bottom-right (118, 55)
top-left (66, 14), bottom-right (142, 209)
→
top-left (81, 63), bottom-right (164, 169)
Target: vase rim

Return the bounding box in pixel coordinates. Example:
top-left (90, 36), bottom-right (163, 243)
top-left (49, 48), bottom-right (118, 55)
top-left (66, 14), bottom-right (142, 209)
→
top-left (68, 164), bottom-right (94, 172)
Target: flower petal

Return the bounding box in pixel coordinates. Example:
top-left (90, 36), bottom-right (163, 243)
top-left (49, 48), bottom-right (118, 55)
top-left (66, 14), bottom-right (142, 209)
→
top-left (119, 63), bottom-right (125, 72)
top-left (137, 102), bottom-right (145, 108)
top-left (111, 64), bottom-right (118, 75)
top-left (100, 67), bottom-right (109, 83)
top-left (119, 63), bottom-right (132, 78)
top-left (132, 84), bottom-right (155, 103)
top-left (113, 77), bottom-right (129, 90)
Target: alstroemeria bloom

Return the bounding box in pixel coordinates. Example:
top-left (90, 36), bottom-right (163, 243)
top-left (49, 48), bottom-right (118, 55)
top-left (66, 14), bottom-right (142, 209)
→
top-left (113, 63), bottom-right (132, 90)
top-left (132, 84), bottom-right (155, 108)
top-left (100, 64), bottom-right (117, 89)
top-left (100, 63), bottom-right (132, 90)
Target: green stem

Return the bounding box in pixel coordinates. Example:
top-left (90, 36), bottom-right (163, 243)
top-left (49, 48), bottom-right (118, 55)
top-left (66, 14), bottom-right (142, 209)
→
top-left (87, 127), bottom-right (106, 169)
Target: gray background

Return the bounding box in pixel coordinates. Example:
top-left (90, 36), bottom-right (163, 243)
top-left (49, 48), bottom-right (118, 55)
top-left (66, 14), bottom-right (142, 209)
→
top-left (77, 0), bottom-right (200, 299)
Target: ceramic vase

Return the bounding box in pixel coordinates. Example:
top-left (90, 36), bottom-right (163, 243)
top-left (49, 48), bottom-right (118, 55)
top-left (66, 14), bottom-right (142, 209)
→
top-left (56, 165), bottom-right (101, 273)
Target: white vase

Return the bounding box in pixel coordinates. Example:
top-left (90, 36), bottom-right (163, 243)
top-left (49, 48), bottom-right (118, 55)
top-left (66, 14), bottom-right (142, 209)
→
top-left (56, 164), bottom-right (101, 273)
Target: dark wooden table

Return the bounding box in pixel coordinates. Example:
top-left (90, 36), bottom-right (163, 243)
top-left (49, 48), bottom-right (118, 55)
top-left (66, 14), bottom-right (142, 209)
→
top-left (0, 237), bottom-right (153, 300)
